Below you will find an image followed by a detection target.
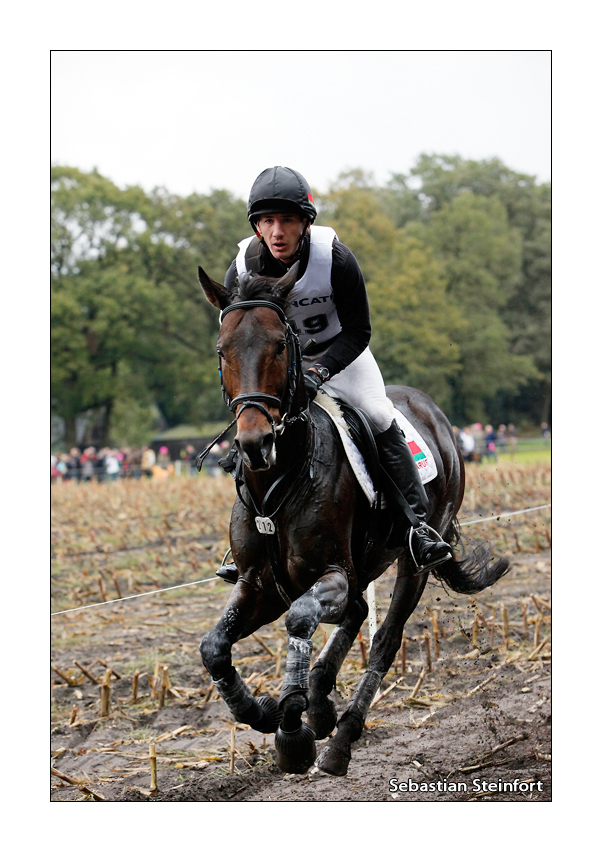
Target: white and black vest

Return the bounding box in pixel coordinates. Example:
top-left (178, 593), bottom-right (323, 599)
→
top-left (235, 226), bottom-right (342, 349)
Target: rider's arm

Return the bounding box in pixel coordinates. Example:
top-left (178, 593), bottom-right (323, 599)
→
top-left (318, 241), bottom-right (371, 378)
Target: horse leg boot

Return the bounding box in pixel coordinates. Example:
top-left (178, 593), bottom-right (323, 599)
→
top-left (376, 420), bottom-right (452, 569)
top-left (307, 597), bottom-right (369, 739)
top-left (317, 559), bottom-right (429, 777)
top-left (275, 569), bottom-right (349, 774)
top-left (200, 583), bottom-right (285, 734)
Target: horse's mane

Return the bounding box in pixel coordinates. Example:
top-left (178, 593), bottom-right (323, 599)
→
top-left (233, 272), bottom-right (288, 311)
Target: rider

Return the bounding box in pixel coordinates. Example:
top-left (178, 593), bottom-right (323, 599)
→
top-left (217, 166), bottom-right (452, 581)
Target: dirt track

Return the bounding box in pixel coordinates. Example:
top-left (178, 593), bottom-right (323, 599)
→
top-left (51, 470), bottom-right (551, 804)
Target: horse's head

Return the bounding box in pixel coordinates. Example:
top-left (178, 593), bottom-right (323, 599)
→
top-left (198, 263), bottom-right (303, 471)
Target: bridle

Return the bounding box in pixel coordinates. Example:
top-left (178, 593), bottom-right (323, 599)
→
top-left (218, 299), bottom-right (305, 433)
top-left (195, 297), bottom-right (307, 472)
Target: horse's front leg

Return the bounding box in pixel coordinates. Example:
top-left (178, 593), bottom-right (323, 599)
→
top-left (200, 581), bottom-right (286, 734)
top-left (275, 568), bottom-right (349, 774)
top-left (306, 596), bottom-right (369, 740)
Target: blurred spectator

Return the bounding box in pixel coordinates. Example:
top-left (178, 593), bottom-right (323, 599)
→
top-left (458, 426), bottom-right (475, 462)
top-left (65, 447), bottom-right (81, 481)
top-left (507, 424), bottom-right (518, 454)
top-left (182, 443), bottom-right (198, 476)
top-left (484, 424), bottom-right (498, 462)
top-left (141, 446), bottom-right (156, 477)
top-left (158, 446), bottom-right (170, 470)
top-left (95, 448), bottom-right (109, 482)
top-left (472, 423), bottom-right (485, 464)
top-left (81, 447), bottom-right (97, 481)
top-left (128, 447), bottom-right (143, 478)
top-left (205, 444), bottom-right (223, 478)
top-left (105, 450), bottom-right (120, 481)
top-left (57, 454), bottom-right (69, 477)
top-left (541, 422), bottom-right (551, 445)
top-left (497, 424), bottom-right (507, 453)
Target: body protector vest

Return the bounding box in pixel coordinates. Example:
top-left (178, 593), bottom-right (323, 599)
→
top-left (235, 226), bottom-right (342, 350)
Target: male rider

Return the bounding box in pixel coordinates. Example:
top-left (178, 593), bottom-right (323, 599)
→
top-left (217, 166), bottom-right (452, 580)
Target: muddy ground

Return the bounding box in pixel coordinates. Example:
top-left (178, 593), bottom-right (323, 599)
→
top-left (51, 481), bottom-right (551, 804)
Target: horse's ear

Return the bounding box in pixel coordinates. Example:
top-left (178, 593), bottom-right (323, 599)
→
top-left (276, 261), bottom-right (300, 300)
top-left (198, 265), bottom-right (231, 310)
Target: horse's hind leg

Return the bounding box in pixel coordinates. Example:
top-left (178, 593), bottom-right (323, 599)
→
top-left (306, 597), bottom-right (369, 739)
top-left (275, 568), bottom-right (349, 774)
top-left (317, 559), bottom-right (428, 777)
top-left (200, 581), bottom-right (286, 734)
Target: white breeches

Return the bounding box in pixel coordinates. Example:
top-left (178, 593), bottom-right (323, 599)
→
top-left (303, 347), bottom-right (395, 434)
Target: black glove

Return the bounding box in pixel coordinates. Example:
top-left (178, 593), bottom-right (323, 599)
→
top-left (304, 369), bottom-right (324, 400)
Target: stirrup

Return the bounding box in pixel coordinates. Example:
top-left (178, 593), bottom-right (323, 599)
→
top-left (215, 549), bottom-right (239, 585)
top-left (407, 523), bottom-right (453, 574)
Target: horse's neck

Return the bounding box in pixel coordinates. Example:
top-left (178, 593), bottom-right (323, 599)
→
top-left (243, 418), bottom-right (311, 501)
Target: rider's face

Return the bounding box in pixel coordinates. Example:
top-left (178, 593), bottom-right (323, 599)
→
top-left (256, 213), bottom-right (307, 264)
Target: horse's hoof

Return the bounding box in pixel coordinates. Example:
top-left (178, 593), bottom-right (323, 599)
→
top-left (274, 722), bottom-right (316, 774)
top-left (253, 695), bottom-right (283, 734)
top-left (307, 698), bottom-right (338, 740)
top-left (316, 740), bottom-right (351, 777)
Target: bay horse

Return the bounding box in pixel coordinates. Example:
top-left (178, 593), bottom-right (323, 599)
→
top-left (197, 262), bottom-right (510, 777)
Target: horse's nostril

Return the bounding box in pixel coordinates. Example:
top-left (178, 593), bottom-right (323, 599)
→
top-left (261, 433), bottom-right (275, 462)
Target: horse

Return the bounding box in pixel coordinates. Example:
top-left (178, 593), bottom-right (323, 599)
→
top-left (197, 261), bottom-right (511, 777)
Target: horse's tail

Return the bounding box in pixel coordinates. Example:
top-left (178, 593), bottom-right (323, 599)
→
top-left (433, 519), bottom-right (511, 594)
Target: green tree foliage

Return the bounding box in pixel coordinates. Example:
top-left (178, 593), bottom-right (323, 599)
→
top-left (51, 166), bottom-right (247, 446)
top-left (319, 178), bottom-right (464, 410)
top-left (51, 156), bottom-right (550, 448)
top-left (383, 155), bottom-right (551, 423)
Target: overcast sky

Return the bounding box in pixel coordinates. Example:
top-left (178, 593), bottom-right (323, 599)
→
top-left (51, 50), bottom-right (551, 200)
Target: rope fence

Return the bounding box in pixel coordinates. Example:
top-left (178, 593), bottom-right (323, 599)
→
top-left (51, 502), bottom-right (550, 618)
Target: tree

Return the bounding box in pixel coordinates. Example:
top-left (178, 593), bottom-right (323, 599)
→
top-left (51, 167), bottom-right (248, 446)
top-left (418, 192), bottom-right (541, 423)
top-left (320, 178), bottom-right (464, 412)
top-left (381, 155), bottom-right (551, 424)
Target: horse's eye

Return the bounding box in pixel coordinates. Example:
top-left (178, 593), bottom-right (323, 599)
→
top-left (216, 347), bottom-right (224, 358)
top-left (277, 340), bottom-right (287, 354)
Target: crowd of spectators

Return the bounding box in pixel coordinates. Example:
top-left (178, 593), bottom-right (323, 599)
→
top-left (50, 442), bottom-right (231, 484)
top-left (454, 422), bottom-right (522, 464)
top-left (53, 420), bottom-right (550, 483)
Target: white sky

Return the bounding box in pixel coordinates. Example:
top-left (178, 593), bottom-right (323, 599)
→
top-left (51, 50), bottom-right (551, 200)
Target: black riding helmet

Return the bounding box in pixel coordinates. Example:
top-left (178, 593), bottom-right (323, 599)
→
top-left (248, 166), bottom-right (317, 232)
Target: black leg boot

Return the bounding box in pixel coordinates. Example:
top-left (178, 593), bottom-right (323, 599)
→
top-left (375, 421), bottom-right (452, 570)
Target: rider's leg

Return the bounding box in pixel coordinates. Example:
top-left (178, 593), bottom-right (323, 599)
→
top-left (316, 348), bottom-right (452, 569)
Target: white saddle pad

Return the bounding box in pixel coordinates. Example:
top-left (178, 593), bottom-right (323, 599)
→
top-left (314, 391), bottom-right (438, 506)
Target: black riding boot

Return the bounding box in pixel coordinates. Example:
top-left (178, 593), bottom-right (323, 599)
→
top-left (215, 548), bottom-right (239, 584)
top-left (375, 421), bottom-right (452, 570)
top-left (216, 562), bottom-right (239, 584)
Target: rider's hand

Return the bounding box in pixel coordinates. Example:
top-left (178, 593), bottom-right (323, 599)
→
top-left (304, 369), bottom-right (323, 400)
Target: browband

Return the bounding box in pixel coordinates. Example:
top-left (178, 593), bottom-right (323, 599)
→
top-left (220, 300), bottom-right (288, 325)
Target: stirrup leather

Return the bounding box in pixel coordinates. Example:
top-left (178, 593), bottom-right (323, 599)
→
top-left (408, 523), bottom-right (453, 573)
